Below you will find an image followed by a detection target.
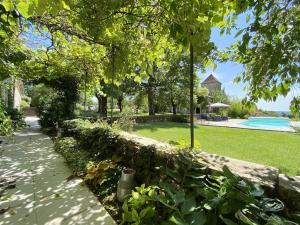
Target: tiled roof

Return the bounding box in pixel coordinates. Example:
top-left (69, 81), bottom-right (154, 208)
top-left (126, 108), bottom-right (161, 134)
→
top-left (201, 74), bottom-right (221, 84)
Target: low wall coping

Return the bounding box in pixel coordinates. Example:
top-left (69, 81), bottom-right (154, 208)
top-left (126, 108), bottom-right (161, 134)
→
top-left (119, 132), bottom-right (279, 190)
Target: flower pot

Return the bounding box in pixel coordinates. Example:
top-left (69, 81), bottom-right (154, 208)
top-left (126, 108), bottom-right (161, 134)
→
top-left (117, 168), bottom-right (135, 202)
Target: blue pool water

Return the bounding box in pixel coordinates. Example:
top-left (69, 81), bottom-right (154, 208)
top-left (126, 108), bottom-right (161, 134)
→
top-left (240, 117), bottom-right (291, 129)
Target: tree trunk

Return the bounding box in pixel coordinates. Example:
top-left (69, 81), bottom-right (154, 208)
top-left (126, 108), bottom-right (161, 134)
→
top-left (96, 94), bottom-right (101, 113)
top-left (117, 95), bottom-right (123, 112)
top-left (95, 92), bottom-right (107, 118)
top-left (171, 99), bottom-right (177, 115)
top-left (148, 74), bottom-right (155, 116)
top-left (189, 41), bottom-right (194, 148)
top-left (84, 71), bottom-right (87, 112)
top-left (101, 95), bottom-right (107, 118)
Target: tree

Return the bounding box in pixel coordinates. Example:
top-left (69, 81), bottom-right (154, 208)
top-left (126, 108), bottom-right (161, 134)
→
top-left (197, 87), bottom-right (210, 114)
top-left (210, 89), bottom-right (230, 104)
top-left (158, 54), bottom-right (199, 115)
top-left (232, 0), bottom-right (300, 114)
top-left (159, 0), bottom-right (238, 148)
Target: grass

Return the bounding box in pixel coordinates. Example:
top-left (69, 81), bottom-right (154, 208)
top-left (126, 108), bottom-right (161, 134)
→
top-left (132, 122), bottom-right (300, 175)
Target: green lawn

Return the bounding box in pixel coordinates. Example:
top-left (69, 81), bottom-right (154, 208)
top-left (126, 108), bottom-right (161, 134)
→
top-left (132, 122), bottom-right (300, 175)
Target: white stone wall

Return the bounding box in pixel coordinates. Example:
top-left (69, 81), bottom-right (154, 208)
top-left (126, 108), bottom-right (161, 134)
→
top-left (13, 80), bottom-right (23, 110)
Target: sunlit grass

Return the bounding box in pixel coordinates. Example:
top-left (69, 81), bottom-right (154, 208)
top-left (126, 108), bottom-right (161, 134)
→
top-left (133, 122), bottom-right (300, 175)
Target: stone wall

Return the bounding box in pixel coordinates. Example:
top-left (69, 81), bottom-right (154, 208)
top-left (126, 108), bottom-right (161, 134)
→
top-left (62, 119), bottom-right (300, 211)
top-left (118, 132), bottom-right (300, 210)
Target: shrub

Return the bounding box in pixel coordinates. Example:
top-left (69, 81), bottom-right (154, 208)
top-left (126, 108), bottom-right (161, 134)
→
top-left (0, 102), bottom-right (13, 136)
top-left (20, 95), bottom-right (31, 110)
top-left (6, 107), bottom-right (25, 129)
top-left (0, 101), bottom-right (25, 135)
top-left (57, 119), bottom-right (300, 224)
top-left (54, 137), bottom-right (90, 176)
top-left (30, 76), bottom-right (80, 128)
top-left (122, 154), bottom-right (300, 225)
top-left (54, 136), bottom-right (122, 221)
top-left (133, 114), bottom-right (189, 123)
top-left (113, 108), bottom-right (136, 131)
top-left (35, 92), bottom-right (64, 127)
top-left (228, 100), bottom-right (257, 119)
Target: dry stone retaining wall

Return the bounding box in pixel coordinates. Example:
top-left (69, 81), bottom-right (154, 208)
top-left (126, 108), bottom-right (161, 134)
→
top-left (119, 132), bottom-right (300, 210)
top-left (62, 119), bottom-right (300, 211)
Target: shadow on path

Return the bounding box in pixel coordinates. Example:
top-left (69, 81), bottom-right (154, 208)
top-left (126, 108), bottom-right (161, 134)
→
top-left (0, 117), bottom-right (115, 225)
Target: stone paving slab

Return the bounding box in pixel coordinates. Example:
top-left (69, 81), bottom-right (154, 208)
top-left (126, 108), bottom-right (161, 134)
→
top-left (0, 117), bottom-right (116, 225)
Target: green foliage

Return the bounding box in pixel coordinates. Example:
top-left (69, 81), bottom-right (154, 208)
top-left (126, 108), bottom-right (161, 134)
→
top-left (0, 36), bottom-right (31, 81)
top-left (28, 84), bottom-right (49, 107)
top-left (122, 153), bottom-right (299, 225)
top-left (121, 185), bottom-right (160, 225)
top-left (59, 119), bottom-right (300, 223)
top-left (169, 139), bottom-right (201, 150)
top-left (84, 159), bottom-right (118, 187)
top-left (228, 100), bottom-right (257, 119)
top-left (0, 101), bottom-right (13, 136)
top-left (231, 0), bottom-right (300, 114)
top-left (156, 54), bottom-right (200, 115)
top-left (210, 89), bottom-right (230, 105)
top-left (54, 134), bottom-right (122, 221)
top-left (54, 137), bottom-right (90, 176)
top-left (0, 99), bottom-right (25, 135)
top-left (113, 108), bottom-right (136, 132)
top-left (1, 0), bottom-right (299, 116)
top-left (32, 76), bottom-right (80, 128)
top-left (5, 107), bottom-right (25, 129)
top-left (20, 96), bottom-right (31, 109)
top-left (35, 90), bottom-right (65, 128)
top-left (84, 156), bottom-right (122, 197)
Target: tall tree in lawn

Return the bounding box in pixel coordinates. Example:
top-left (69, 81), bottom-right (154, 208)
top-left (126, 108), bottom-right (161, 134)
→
top-left (162, 1), bottom-right (238, 148)
top-left (158, 53), bottom-right (199, 115)
top-left (140, 32), bottom-right (173, 116)
top-left (116, 79), bottom-right (140, 113)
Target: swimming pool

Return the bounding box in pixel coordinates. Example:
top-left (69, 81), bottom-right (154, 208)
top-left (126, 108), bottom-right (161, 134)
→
top-left (240, 117), bottom-right (291, 130)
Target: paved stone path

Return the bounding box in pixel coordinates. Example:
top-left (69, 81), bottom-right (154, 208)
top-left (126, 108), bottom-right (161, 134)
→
top-left (0, 117), bottom-right (116, 225)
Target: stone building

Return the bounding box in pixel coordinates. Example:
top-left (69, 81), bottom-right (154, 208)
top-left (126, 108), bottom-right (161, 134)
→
top-left (0, 78), bottom-right (23, 110)
top-left (201, 74), bottom-right (221, 93)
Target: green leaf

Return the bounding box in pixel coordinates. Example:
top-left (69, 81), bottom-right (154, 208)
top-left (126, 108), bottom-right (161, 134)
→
top-left (190, 211), bottom-right (207, 225)
top-left (235, 210), bottom-right (258, 225)
top-left (234, 29), bottom-right (244, 38)
top-left (246, 14), bottom-right (251, 23)
top-left (17, 2), bottom-right (30, 18)
top-left (220, 215), bottom-right (238, 225)
top-left (132, 209), bottom-right (139, 221)
top-left (2, 0), bottom-right (14, 11)
top-left (169, 213), bottom-right (188, 225)
top-left (222, 166), bottom-right (236, 179)
top-left (139, 206), bottom-right (155, 219)
top-left (174, 191), bottom-right (185, 205)
top-left (181, 197), bottom-right (196, 214)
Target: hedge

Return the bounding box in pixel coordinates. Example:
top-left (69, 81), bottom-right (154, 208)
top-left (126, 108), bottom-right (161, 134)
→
top-left (60, 119), bottom-right (179, 184)
top-left (79, 114), bottom-right (189, 124)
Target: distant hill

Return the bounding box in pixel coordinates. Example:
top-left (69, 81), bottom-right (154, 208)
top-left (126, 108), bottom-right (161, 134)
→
top-left (262, 111), bottom-right (291, 117)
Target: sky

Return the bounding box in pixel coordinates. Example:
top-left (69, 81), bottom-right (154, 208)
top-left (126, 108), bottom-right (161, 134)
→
top-left (199, 14), bottom-right (293, 111)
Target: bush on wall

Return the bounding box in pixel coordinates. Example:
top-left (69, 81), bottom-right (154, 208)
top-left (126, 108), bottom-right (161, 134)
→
top-left (0, 101), bottom-right (25, 136)
top-left (0, 101), bottom-right (13, 136)
top-left (227, 100), bottom-right (257, 119)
